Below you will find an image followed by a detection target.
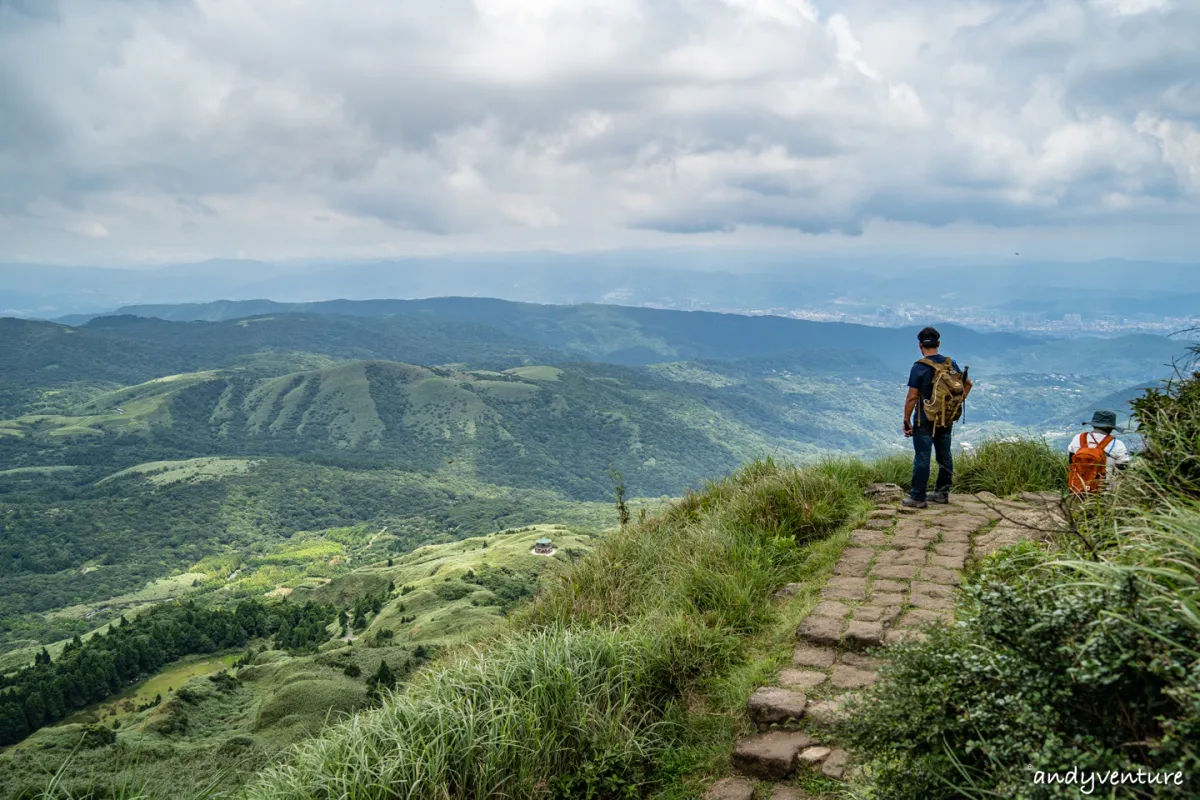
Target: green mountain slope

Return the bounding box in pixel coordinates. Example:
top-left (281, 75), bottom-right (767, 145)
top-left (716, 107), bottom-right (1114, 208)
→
top-left (0, 453), bottom-right (624, 648)
top-left (0, 314), bottom-right (566, 418)
top-left (0, 523), bottom-right (598, 800)
top-left (0, 358), bottom-right (840, 494)
top-left (59, 296), bottom-right (1036, 366)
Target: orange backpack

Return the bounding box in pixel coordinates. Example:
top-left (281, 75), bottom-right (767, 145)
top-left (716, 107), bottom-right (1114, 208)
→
top-left (1068, 432), bottom-right (1114, 495)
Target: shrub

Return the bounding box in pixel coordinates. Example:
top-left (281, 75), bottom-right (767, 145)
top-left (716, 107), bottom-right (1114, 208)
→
top-left (842, 535), bottom-right (1200, 799)
top-left (432, 581), bottom-right (472, 602)
top-left (952, 438), bottom-right (1068, 496)
top-left (725, 461), bottom-right (862, 544)
top-left (78, 725), bottom-right (116, 750)
top-left (1132, 364), bottom-right (1200, 498)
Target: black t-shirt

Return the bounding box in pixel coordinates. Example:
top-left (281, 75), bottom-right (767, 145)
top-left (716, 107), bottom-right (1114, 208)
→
top-left (908, 354), bottom-right (960, 425)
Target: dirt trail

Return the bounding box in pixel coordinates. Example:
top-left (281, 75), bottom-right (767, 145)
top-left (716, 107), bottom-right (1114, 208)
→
top-left (704, 486), bottom-right (1066, 800)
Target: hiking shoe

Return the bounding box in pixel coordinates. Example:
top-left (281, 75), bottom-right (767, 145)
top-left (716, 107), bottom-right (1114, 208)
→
top-left (929, 491), bottom-right (950, 504)
top-left (902, 497), bottom-right (928, 509)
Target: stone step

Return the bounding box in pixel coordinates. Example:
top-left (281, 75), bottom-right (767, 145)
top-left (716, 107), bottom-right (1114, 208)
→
top-left (798, 745), bottom-right (831, 767)
top-left (804, 694), bottom-right (856, 728)
top-left (777, 668), bottom-right (827, 689)
top-left (732, 730), bottom-right (814, 779)
top-left (748, 687), bottom-right (807, 729)
top-left (796, 614), bottom-right (843, 647)
top-left (704, 776), bottom-right (755, 800)
top-left (822, 747), bottom-right (850, 780)
top-left (865, 482), bottom-right (903, 504)
top-left (767, 786), bottom-right (809, 800)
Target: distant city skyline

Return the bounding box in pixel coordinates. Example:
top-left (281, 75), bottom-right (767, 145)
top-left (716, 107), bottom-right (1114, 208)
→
top-left (1, 1), bottom-right (1198, 265)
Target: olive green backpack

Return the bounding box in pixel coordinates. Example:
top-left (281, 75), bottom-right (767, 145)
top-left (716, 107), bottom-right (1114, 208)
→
top-left (918, 358), bottom-right (966, 432)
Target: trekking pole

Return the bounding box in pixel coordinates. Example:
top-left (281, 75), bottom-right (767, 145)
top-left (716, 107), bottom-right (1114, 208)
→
top-left (962, 365), bottom-right (969, 425)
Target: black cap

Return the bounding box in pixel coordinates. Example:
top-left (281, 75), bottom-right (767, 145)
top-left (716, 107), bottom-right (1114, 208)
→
top-left (918, 326), bottom-right (940, 347)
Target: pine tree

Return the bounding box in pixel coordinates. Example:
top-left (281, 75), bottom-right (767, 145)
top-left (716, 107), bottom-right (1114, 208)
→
top-left (373, 660), bottom-right (395, 689)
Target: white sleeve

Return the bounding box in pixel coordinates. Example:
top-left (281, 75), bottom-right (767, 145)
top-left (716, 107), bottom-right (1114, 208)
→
top-left (1067, 436), bottom-right (1081, 454)
top-left (1110, 439), bottom-right (1131, 464)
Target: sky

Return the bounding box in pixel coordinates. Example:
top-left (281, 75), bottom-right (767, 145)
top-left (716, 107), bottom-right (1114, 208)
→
top-left (1, 0), bottom-right (1198, 266)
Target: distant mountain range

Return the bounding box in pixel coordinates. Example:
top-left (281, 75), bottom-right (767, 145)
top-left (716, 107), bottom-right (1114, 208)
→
top-left (3, 252), bottom-right (1198, 320)
top-left (48, 296), bottom-right (1035, 365)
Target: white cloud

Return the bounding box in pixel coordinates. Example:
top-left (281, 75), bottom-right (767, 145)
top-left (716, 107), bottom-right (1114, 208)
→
top-left (1093, 0), bottom-right (1171, 16)
top-left (0, 0), bottom-right (1197, 263)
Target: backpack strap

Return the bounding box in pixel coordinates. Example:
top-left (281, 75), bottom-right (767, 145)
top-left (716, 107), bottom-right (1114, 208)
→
top-left (918, 358), bottom-right (950, 371)
top-left (1079, 432), bottom-right (1090, 449)
top-left (1098, 434), bottom-right (1114, 452)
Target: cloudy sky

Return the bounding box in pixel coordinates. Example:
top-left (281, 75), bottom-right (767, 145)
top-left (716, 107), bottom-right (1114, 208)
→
top-left (1, 0), bottom-right (1197, 265)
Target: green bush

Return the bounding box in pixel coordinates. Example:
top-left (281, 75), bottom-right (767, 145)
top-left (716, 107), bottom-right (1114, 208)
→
top-left (1132, 363), bottom-right (1200, 498)
top-left (840, 544), bottom-right (1200, 799)
top-left (432, 581), bottom-right (473, 601)
top-left (952, 438), bottom-right (1067, 496)
top-left (725, 461), bottom-right (862, 544)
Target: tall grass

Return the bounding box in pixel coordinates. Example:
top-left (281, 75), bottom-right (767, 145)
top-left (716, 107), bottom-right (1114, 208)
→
top-left (952, 438), bottom-right (1067, 496)
top-left (1131, 360), bottom-right (1200, 498)
top-left (243, 625), bottom-right (711, 800)
top-left (842, 440), bottom-right (1068, 498)
top-left (241, 456), bottom-right (873, 799)
top-left (523, 457), bottom-right (868, 631)
top-left (1060, 368), bottom-right (1200, 645)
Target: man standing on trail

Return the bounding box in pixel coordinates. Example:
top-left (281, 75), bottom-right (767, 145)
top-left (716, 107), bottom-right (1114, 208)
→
top-left (903, 327), bottom-right (972, 508)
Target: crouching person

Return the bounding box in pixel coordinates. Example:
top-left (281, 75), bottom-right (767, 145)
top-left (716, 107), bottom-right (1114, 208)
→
top-left (1068, 410), bottom-right (1132, 495)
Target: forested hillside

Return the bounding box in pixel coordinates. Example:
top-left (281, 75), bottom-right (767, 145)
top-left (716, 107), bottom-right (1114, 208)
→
top-left (59, 297), bottom-right (1035, 365)
top-left (0, 314), bottom-right (564, 418)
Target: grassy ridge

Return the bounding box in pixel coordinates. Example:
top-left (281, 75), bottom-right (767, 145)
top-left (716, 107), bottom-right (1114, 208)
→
top-left (239, 441), bottom-right (1078, 800)
top-left (18, 438), bottom-right (1079, 800)
top-left (238, 458), bottom-right (887, 799)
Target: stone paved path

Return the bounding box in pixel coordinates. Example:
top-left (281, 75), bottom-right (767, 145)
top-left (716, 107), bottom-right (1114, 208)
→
top-left (704, 485), bottom-right (1065, 799)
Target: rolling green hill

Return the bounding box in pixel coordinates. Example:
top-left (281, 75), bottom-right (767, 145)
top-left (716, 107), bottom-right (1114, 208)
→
top-left (0, 314), bottom-right (565, 418)
top-left (58, 296), bottom-right (1036, 367)
top-left (0, 523), bottom-right (600, 799)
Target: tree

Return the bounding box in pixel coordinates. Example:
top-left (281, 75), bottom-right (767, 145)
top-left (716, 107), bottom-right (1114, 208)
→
top-left (23, 691), bottom-right (46, 730)
top-left (608, 467), bottom-right (630, 531)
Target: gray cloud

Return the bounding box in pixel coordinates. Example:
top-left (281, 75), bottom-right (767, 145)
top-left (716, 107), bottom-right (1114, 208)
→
top-left (0, 0), bottom-right (1197, 263)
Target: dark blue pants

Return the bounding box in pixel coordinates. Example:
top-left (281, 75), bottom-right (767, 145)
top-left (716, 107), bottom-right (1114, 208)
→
top-left (911, 424), bottom-right (953, 501)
